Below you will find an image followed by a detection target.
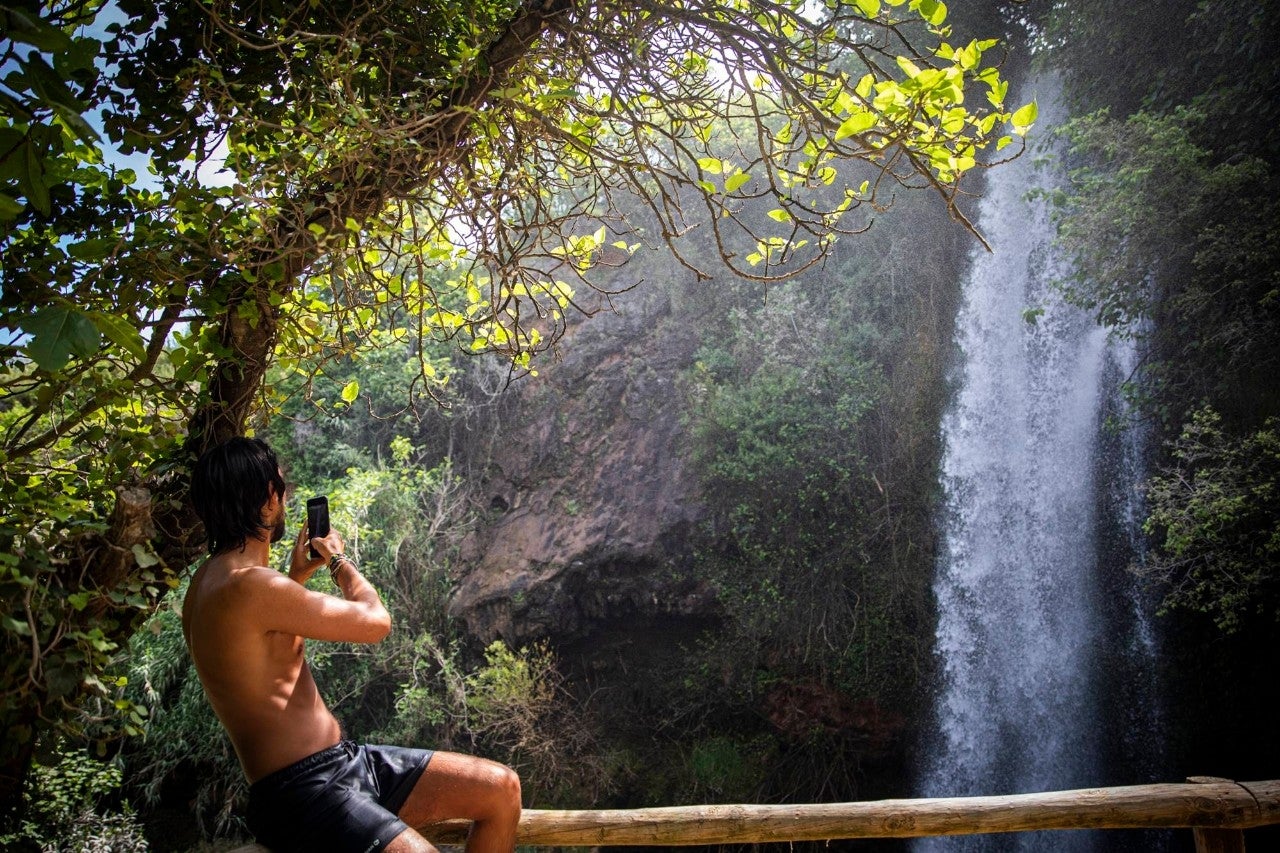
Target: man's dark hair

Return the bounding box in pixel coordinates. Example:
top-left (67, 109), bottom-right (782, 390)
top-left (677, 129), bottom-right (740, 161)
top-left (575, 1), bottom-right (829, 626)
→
top-left (190, 437), bottom-right (286, 555)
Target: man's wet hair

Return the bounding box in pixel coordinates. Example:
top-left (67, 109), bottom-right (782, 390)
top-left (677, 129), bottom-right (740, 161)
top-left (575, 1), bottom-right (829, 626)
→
top-left (190, 437), bottom-right (287, 555)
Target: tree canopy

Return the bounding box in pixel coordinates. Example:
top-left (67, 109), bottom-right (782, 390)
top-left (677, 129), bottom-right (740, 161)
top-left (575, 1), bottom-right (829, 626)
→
top-left (0, 0), bottom-right (1029, 816)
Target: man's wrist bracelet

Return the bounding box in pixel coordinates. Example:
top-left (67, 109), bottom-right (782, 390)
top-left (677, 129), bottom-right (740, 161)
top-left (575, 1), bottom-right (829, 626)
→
top-left (328, 553), bottom-right (354, 582)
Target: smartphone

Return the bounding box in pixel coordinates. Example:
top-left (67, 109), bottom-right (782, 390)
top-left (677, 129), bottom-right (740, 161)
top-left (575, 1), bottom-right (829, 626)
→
top-left (306, 496), bottom-right (330, 560)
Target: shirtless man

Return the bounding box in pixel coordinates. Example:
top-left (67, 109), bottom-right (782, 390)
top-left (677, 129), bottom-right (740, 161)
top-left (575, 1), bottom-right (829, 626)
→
top-left (183, 437), bottom-right (521, 853)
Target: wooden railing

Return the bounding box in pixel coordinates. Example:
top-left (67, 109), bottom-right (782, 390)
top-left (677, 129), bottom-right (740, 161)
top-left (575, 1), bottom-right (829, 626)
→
top-left (231, 776), bottom-right (1279, 852)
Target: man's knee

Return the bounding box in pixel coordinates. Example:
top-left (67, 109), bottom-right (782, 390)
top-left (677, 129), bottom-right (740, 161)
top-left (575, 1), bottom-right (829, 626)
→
top-left (489, 762), bottom-right (521, 814)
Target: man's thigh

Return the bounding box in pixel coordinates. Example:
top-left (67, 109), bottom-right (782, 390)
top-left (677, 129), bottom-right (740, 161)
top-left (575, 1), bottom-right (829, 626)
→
top-left (386, 826), bottom-right (438, 853)
top-left (396, 751), bottom-right (521, 829)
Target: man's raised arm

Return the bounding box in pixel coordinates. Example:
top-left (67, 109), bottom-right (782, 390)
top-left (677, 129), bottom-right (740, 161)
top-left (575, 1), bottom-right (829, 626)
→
top-left (250, 524), bottom-right (392, 644)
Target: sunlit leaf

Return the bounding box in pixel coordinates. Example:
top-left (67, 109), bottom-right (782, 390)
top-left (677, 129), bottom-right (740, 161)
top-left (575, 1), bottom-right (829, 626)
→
top-left (916, 0), bottom-right (947, 26)
top-left (1010, 101), bottom-right (1037, 134)
top-left (835, 111), bottom-right (876, 141)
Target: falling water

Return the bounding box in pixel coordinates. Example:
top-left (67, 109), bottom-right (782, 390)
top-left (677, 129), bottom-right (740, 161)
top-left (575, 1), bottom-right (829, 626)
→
top-left (914, 77), bottom-right (1161, 851)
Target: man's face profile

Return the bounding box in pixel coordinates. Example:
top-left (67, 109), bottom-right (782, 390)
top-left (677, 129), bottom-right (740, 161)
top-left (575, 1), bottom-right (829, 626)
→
top-left (268, 473), bottom-right (288, 544)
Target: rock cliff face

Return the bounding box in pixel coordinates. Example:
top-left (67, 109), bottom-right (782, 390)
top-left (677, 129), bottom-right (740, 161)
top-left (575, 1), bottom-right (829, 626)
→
top-left (448, 280), bottom-right (718, 646)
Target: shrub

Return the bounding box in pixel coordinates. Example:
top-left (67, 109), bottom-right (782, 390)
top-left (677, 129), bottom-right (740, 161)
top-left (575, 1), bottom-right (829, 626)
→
top-left (1140, 408), bottom-right (1280, 632)
top-left (1, 745), bottom-right (147, 853)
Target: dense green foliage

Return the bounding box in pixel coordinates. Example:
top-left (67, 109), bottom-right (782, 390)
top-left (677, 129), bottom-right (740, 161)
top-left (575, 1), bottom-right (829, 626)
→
top-left (1141, 409), bottom-right (1280, 633)
top-left (689, 289), bottom-right (906, 697)
top-left (1046, 107), bottom-right (1280, 417)
top-left (1043, 0), bottom-right (1280, 633)
top-left (0, 743), bottom-right (146, 852)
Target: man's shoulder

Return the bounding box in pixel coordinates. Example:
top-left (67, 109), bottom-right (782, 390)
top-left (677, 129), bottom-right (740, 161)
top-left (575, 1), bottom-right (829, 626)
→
top-left (227, 564), bottom-right (294, 597)
top-left (187, 564), bottom-right (301, 642)
top-left (192, 561), bottom-right (288, 606)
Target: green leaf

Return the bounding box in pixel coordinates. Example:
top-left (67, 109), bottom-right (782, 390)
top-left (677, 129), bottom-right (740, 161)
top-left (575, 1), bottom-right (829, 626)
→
top-left (0, 192), bottom-right (23, 220)
top-left (90, 312), bottom-right (146, 361)
top-left (854, 0), bottom-right (880, 17)
top-left (52, 103), bottom-right (100, 145)
top-left (916, 0), bottom-right (947, 26)
top-left (54, 36), bottom-right (101, 76)
top-left (1010, 101), bottom-right (1037, 134)
top-left (1, 615), bottom-right (32, 636)
top-left (68, 237), bottom-right (118, 262)
top-left (20, 54), bottom-right (85, 112)
top-left (4, 8), bottom-right (73, 52)
top-left (21, 137), bottom-right (50, 216)
top-left (341, 379), bottom-right (360, 403)
top-left (0, 128), bottom-right (26, 174)
top-left (835, 110), bottom-right (876, 142)
top-left (724, 172), bottom-right (750, 192)
top-left (896, 56), bottom-right (922, 78)
top-left (46, 664), bottom-right (80, 698)
top-left (696, 157), bottom-right (724, 174)
top-left (767, 208), bottom-right (792, 223)
top-left (22, 306), bottom-right (101, 371)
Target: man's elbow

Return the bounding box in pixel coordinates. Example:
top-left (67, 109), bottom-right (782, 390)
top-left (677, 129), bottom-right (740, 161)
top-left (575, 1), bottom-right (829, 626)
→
top-left (360, 607), bottom-right (392, 643)
top-left (372, 609), bottom-right (392, 642)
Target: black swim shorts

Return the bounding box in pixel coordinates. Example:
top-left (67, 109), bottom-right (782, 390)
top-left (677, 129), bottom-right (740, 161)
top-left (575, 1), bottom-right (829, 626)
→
top-left (246, 740), bottom-right (433, 853)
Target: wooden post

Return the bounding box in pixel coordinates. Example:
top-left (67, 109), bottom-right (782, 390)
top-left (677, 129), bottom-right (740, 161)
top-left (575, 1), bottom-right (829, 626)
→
top-left (1189, 777), bottom-right (1247, 853)
top-left (1193, 828), bottom-right (1246, 853)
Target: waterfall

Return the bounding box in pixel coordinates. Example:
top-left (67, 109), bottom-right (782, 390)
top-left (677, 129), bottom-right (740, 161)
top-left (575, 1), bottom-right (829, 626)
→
top-left (913, 77), bottom-right (1161, 851)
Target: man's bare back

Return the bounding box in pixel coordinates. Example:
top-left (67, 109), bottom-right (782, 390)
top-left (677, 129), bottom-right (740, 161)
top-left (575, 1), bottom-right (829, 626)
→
top-left (182, 540), bottom-right (345, 781)
top-left (185, 437), bottom-right (520, 853)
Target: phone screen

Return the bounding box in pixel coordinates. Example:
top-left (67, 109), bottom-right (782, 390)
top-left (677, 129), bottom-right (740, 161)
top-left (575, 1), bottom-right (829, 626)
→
top-left (306, 496), bottom-right (329, 560)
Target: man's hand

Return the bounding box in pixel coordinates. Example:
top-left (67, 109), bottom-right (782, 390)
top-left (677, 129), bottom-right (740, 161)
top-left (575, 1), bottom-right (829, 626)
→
top-left (288, 523), bottom-right (346, 584)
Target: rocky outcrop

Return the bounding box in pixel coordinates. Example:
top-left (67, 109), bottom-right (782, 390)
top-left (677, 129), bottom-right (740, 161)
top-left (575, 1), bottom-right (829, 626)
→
top-left (448, 280), bottom-right (717, 645)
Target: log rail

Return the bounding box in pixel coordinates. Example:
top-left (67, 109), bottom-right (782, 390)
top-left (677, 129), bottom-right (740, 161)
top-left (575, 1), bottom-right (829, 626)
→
top-left (230, 777), bottom-right (1279, 852)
